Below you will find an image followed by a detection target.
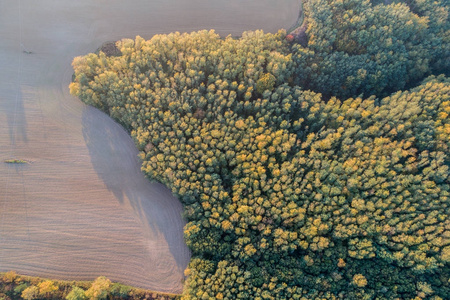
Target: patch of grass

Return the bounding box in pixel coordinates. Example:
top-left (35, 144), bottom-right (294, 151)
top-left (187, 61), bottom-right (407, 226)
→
top-left (4, 159), bottom-right (30, 164)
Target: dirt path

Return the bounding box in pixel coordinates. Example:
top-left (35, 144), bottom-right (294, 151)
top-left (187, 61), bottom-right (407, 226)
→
top-left (0, 0), bottom-right (300, 293)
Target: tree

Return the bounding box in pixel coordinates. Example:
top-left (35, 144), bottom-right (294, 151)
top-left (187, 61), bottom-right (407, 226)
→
top-left (66, 286), bottom-right (87, 300)
top-left (84, 277), bottom-right (111, 300)
top-left (38, 280), bottom-right (58, 297)
top-left (352, 274), bottom-right (368, 287)
top-left (21, 286), bottom-right (38, 300)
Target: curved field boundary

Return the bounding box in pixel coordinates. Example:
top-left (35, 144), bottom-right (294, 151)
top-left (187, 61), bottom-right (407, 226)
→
top-left (0, 0), bottom-right (300, 293)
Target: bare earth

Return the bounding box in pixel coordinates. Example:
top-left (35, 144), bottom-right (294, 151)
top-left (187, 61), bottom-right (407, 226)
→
top-left (0, 0), bottom-right (300, 293)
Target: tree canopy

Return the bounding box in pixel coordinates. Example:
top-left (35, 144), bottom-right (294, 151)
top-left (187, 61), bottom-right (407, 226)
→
top-left (292, 0), bottom-right (449, 99)
top-left (70, 22), bottom-right (449, 298)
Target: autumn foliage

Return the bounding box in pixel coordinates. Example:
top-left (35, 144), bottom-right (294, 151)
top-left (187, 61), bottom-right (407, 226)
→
top-left (69, 1), bottom-right (449, 299)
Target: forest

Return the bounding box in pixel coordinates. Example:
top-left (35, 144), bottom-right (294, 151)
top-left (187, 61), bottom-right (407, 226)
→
top-left (69, 0), bottom-right (449, 299)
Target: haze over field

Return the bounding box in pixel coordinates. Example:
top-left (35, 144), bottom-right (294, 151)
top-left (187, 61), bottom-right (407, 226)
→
top-left (0, 0), bottom-right (300, 293)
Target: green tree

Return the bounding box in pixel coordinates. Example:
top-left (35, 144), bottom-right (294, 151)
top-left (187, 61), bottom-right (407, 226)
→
top-left (66, 286), bottom-right (87, 300)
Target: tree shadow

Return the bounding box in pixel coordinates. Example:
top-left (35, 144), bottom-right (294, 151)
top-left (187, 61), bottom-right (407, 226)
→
top-left (81, 106), bottom-right (190, 272)
top-left (2, 83), bottom-right (28, 146)
top-left (81, 107), bottom-right (129, 204)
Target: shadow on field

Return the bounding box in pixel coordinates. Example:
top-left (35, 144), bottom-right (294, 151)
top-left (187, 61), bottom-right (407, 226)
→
top-left (81, 106), bottom-right (190, 272)
top-left (3, 85), bottom-right (28, 146)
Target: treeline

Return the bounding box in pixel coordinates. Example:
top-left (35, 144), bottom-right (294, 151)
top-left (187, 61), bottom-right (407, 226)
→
top-left (0, 271), bottom-right (179, 300)
top-left (69, 0), bottom-right (449, 299)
